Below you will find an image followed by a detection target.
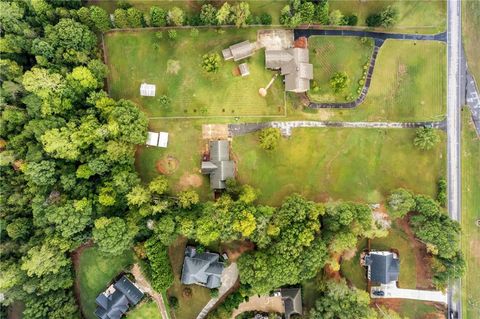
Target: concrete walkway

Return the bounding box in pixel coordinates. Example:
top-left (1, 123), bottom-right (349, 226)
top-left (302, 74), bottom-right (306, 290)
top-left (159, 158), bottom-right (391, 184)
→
top-left (371, 285), bottom-right (447, 304)
top-left (131, 264), bottom-right (169, 319)
top-left (228, 120), bottom-right (446, 137)
top-left (196, 263), bottom-right (239, 319)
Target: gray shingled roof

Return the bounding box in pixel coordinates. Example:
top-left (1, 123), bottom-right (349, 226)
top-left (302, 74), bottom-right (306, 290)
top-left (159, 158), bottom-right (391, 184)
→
top-left (365, 252), bottom-right (400, 284)
top-left (181, 247), bottom-right (224, 289)
top-left (201, 140), bottom-right (235, 189)
top-left (222, 41), bottom-right (254, 61)
top-left (94, 276), bottom-right (144, 319)
top-left (281, 288), bottom-right (303, 319)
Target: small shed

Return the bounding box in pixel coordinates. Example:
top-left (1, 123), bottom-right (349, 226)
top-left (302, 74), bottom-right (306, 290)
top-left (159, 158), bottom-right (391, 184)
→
top-left (140, 83), bottom-right (156, 97)
top-left (158, 132), bottom-right (169, 148)
top-left (146, 132), bottom-right (159, 146)
top-left (238, 63), bottom-right (250, 77)
top-left (222, 41), bottom-right (254, 61)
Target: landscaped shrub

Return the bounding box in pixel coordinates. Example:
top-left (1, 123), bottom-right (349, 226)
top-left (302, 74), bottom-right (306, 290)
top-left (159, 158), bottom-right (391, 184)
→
top-left (144, 238), bottom-right (174, 292)
top-left (258, 128), bottom-right (281, 151)
top-left (259, 12), bottom-right (272, 25)
top-left (342, 14), bottom-right (358, 26)
top-left (210, 288), bottom-right (219, 298)
top-left (168, 295), bottom-right (179, 310)
top-left (413, 127), bottom-right (440, 150)
top-left (167, 29), bottom-right (177, 40)
top-left (159, 95), bottom-right (171, 107)
top-left (202, 53), bottom-right (221, 73)
top-left (329, 72), bottom-right (349, 93)
top-left (328, 9), bottom-right (344, 25)
top-left (167, 6), bottom-right (185, 26)
top-left (200, 4), bottom-right (218, 25)
top-left (149, 6), bottom-right (167, 27)
top-left (436, 178), bottom-right (447, 207)
top-left (366, 6), bottom-right (398, 28)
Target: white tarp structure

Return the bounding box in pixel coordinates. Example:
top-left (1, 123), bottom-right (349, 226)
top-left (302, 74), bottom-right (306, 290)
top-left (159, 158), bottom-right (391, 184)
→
top-left (146, 131), bottom-right (168, 148)
top-left (140, 83), bottom-right (156, 97)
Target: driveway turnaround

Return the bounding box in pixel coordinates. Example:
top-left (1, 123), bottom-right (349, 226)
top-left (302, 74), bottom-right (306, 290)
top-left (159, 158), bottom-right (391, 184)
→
top-left (371, 285), bottom-right (448, 304)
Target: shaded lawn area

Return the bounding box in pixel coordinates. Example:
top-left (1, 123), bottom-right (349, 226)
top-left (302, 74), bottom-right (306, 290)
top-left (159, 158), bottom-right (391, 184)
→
top-left (233, 127), bottom-right (446, 206)
top-left (308, 36), bottom-right (374, 103)
top-left (135, 120), bottom-right (211, 199)
top-left (105, 28), bottom-right (285, 118)
top-left (125, 301), bottom-right (161, 319)
top-left (463, 0), bottom-right (480, 83)
top-left (167, 237), bottom-right (211, 319)
top-left (290, 39), bottom-right (446, 122)
top-left (77, 246), bottom-right (134, 319)
top-left (330, 0), bottom-right (446, 34)
top-left (373, 299), bottom-right (445, 319)
top-left (461, 110), bottom-right (480, 319)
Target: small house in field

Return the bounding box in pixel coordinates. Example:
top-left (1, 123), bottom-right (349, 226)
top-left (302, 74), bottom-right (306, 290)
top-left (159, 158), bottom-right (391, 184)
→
top-left (146, 131), bottom-right (168, 148)
top-left (94, 275), bottom-right (144, 319)
top-left (238, 63), bottom-right (250, 77)
top-left (364, 251), bottom-right (400, 285)
top-left (181, 246), bottom-right (224, 289)
top-left (139, 83), bottom-right (156, 97)
top-left (222, 40), bottom-right (254, 61)
top-left (201, 140), bottom-right (234, 190)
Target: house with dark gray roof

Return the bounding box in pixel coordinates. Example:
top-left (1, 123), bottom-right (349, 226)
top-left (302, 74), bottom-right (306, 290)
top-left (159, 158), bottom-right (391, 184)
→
top-left (222, 40), bottom-right (254, 62)
top-left (94, 275), bottom-right (144, 319)
top-left (364, 251), bottom-right (400, 285)
top-left (265, 48), bottom-right (313, 93)
top-left (280, 288), bottom-right (302, 319)
top-left (181, 246), bottom-right (224, 289)
top-left (201, 140), bottom-right (235, 190)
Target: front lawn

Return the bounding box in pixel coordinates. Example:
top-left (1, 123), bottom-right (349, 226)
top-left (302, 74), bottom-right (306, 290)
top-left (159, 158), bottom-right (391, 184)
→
top-left (308, 36), bottom-right (374, 103)
top-left (105, 28), bottom-right (285, 118)
top-left (77, 246), bottom-right (135, 319)
top-left (461, 110), bottom-right (480, 319)
top-left (233, 127), bottom-right (446, 206)
top-left (125, 301), bottom-right (161, 319)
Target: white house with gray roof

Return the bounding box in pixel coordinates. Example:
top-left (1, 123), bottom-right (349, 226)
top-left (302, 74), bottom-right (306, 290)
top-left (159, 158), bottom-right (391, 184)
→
top-left (201, 140), bottom-right (235, 190)
top-left (181, 246), bottom-right (224, 289)
top-left (265, 47), bottom-right (313, 93)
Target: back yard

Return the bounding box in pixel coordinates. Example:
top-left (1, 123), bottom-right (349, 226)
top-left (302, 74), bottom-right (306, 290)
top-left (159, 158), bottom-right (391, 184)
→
top-left (233, 127), bottom-right (446, 206)
top-left (105, 28), bottom-right (285, 118)
top-left (461, 110), bottom-right (480, 319)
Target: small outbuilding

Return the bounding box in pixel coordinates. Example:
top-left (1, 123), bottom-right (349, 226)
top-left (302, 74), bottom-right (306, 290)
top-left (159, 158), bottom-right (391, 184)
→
top-left (222, 40), bottom-right (254, 62)
top-left (201, 140), bottom-right (235, 189)
top-left (146, 131), bottom-right (169, 148)
top-left (238, 63), bottom-right (250, 77)
top-left (140, 83), bottom-right (156, 97)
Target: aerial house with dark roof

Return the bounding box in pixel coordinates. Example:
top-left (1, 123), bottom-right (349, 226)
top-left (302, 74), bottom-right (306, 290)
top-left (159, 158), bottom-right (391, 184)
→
top-left (364, 251), bottom-right (400, 285)
top-left (201, 140), bottom-right (235, 190)
top-left (222, 40), bottom-right (254, 62)
top-left (181, 246), bottom-right (224, 289)
top-left (94, 275), bottom-right (144, 319)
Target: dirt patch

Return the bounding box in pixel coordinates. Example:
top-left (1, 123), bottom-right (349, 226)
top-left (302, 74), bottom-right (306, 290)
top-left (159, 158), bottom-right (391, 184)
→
top-left (156, 156), bottom-right (179, 175)
top-left (398, 63), bottom-right (408, 77)
top-left (231, 295), bottom-right (284, 319)
top-left (71, 241), bottom-right (94, 319)
top-left (221, 241), bottom-right (255, 262)
top-left (232, 66), bottom-right (240, 77)
top-left (342, 247), bottom-right (358, 261)
top-left (178, 172), bottom-right (203, 189)
top-left (167, 59), bottom-right (181, 75)
top-left (470, 239), bottom-right (480, 259)
top-left (202, 124), bottom-right (229, 139)
top-left (325, 254), bottom-right (342, 281)
top-left (397, 217), bottom-right (434, 289)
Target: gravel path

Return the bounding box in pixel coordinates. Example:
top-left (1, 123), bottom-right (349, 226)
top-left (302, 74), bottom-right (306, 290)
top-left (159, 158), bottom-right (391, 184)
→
top-left (131, 264), bottom-right (169, 319)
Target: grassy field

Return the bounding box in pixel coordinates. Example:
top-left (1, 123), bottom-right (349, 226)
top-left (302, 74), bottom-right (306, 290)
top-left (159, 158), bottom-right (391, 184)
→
top-left (125, 301), bottom-right (161, 319)
top-left (308, 36), bottom-right (374, 103)
top-left (461, 110), bottom-right (480, 319)
top-left (105, 28), bottom-right (285, 118)
top-left (463, 0), bottom-right (480, 83)
top-left (291, 39), bottom-right (446, 122)
top-left (167, 237), bottom-right (211, 319)
top-left (77, 246), bottom-right (135, 319)
top-left (341, 223), bottom-right (417, 290)
top-left (233, 127), bottom-right (446, 206)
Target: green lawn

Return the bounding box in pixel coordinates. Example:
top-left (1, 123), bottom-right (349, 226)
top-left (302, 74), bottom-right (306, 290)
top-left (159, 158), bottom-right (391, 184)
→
top-left (125, 301), bottom-right (161, 319)
top-left (290, 39), bottom-right (446, 122)
top-left (330, 0), bottom-right (446, 34)
top-left (105, 28), bottom-right (285, 118)
top-left (341, 223), bottom-right (417, 290)
top-left (167, 237), bottom-right (212, 319)
top-left (308, 36), bottom-right (374, 103)
top-left (233, 127), bottom-right (446, 206)
top-left (461, 110), bottom-right (480, 319)
top-left (463, 0), bottom-right (480, 83)
top-left (77, 246), bottom-right (135, 319)
top-left (389, 299), bottom-right (444, 319)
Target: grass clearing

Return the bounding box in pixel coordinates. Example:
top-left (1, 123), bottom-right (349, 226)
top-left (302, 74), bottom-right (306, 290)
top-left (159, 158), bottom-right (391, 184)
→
top-left (105, 28), bottom-right (285, 118)
top-left (233, 127), bottom-right (446, 206)
top-left (167, 237), bottom-right (211, 319)
top-left (463, 0), bottom-right (480, 83)
top-left (77, 246), bottom-right (134, 319)
top-left (125, 301), bottom-right (161, 319)
top-left (461, 110), bottom-right (480, 319)
top-left (308, 36), bottom-right (374, 103)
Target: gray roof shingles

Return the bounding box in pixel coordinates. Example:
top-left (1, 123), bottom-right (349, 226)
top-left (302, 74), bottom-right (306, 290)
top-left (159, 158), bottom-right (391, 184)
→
top-left (201, 140), bottom-right (234, 190)
top-left (181, 247), bottom-right (224, 289)
top-left (366, 252), bottom-right (400, 284)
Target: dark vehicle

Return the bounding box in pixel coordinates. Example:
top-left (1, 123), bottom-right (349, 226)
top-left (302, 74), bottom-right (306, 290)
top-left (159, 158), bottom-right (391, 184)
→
top-left (372, 290), bottom-right (385, 296)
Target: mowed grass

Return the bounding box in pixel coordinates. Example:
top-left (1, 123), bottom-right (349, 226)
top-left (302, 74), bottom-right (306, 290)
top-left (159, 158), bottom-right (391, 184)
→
top-left (293, 39), bottom-right (446, 122)
top-left (233, 127), bottom-right (446, 206)
top-left (105, 28), bottom-right (285, 118)
top-left (135, 120), bottom-right (211, 198)
top-left (461, 110), bottom-right (480, 319)
top-left (341, 223), bottom-right (417, 290)
top-left (463, 0), bottom-right (480, 83)
top-left (308, 36), bottom-right (373, 103)
top-left (125, 302), bottom-right (161, 319)
top-left (77, 246), bottom-right (134, 319)
top-left (167, 237), bottom-right (211, 319)
top-left (330, 0), bottom-right (446, 34)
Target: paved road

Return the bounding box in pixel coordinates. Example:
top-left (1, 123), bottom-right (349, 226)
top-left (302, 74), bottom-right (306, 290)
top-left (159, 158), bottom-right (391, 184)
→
top-left (294, 29), bottom-right (447, 42)
top-left (446, 0), bottom-right (462, 317)
top-left (371, 285), bottom-right (447, 304)
top-left (229, 120), bottom-right (445, 137)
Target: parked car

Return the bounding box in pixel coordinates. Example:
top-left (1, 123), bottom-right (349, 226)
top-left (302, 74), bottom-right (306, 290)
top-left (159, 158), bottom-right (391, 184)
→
top-left (373, 290), bottom-right (385, 296)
